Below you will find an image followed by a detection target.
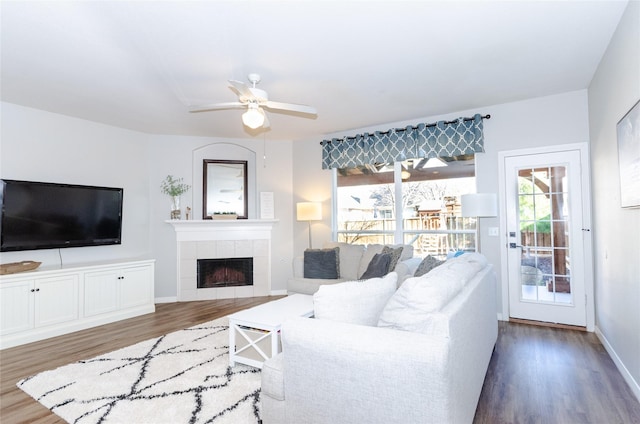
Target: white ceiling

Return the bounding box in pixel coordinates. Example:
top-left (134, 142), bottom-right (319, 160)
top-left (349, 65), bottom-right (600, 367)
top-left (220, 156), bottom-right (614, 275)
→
top-left (0, 1), bottom-right (628, 141)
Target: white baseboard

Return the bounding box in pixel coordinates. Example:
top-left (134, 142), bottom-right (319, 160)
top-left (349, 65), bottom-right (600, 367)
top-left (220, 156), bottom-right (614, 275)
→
top-left (270, 289), bottom-right (288, 296)
top-left (595, 326), bottom-right (640, 403)
top-left (155, 296), bottom-right (177, 303)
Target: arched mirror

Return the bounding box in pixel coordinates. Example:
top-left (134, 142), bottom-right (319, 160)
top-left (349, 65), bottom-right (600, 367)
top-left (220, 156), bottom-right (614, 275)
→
top-left (203, 160), bottom-right (248, 219)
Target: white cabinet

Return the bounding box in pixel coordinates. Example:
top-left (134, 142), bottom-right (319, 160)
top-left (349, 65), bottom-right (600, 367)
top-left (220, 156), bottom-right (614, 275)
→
top-left (0, 279), bottom-right (35, 335)
top-left (84, 269), bottom-right (120, 317)
top-left (34, 275), bottom-right (79, 328)
top-left (83, 264), bottom-right (153, 317)
top-left (0, 259), bottom-right (155, 349)
top-left (119, 265), bottom-right (153, 309)
top-left (0, 274), bottom-right (79, 336)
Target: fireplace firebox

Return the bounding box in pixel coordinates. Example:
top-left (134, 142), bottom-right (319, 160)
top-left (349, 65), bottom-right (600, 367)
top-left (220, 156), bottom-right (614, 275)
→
top-left (197, 258), bottom-right (253, 288)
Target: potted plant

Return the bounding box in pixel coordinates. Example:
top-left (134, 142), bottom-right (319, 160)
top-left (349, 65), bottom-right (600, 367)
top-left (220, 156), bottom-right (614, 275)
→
top-left (161, 175), bottom-right (190, 219)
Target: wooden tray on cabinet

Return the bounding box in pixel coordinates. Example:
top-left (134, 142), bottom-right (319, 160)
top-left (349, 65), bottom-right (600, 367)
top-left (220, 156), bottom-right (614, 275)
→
top-left (0, 261), bottom-right (42, 275)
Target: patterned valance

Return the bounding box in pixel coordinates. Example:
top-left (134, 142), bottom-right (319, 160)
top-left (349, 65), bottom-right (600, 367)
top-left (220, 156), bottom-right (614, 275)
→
top-left (321, 113), bottom-right (487, 170)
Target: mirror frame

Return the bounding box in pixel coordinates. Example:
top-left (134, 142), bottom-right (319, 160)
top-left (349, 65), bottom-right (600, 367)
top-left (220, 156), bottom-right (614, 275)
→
top-left (202, 159), bottom-right (248, 219)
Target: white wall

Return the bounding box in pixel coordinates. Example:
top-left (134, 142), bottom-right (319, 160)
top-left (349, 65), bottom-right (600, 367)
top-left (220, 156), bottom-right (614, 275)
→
top-left (0, 102), bottom-right (151, 267)
top-left (0, 103), bottom-right (294, 299)
top-left (588, 0), bottom-right (640, 399)
top-left (147, 135), bottom-right (294, 299)
top-left (292, 139), bottom-right (331, 249)
top-left (292, 90), bottom-right (590, 317)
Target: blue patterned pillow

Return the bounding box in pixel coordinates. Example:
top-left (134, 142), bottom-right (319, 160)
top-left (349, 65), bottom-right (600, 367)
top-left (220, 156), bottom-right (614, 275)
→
top-left (304, 247), bottom-right (340, 279)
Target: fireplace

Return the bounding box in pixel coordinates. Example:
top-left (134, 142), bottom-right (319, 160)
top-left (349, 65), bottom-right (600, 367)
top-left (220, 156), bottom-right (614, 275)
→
top-left (197, 258), bottom-right (253, 288)
top-left (167, 219), bottom-right (276, 301)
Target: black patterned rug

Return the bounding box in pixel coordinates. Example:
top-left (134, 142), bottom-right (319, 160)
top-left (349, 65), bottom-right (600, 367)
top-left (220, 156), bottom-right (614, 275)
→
top-left (17, 317), bottom-right (262, 423)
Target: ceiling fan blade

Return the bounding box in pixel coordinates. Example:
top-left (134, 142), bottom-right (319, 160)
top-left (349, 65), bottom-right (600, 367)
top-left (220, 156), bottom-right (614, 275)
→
top-left (264, 100), bottom-right (317, 115)
top-left (189, 102), bottom-right (245, 113)
top-left (228, 79), bottom-right (255, 102)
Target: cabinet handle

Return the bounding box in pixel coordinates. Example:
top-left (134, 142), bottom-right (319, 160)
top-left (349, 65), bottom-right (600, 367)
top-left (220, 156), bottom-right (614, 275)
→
top-left (31, 288), bottom-right (40, 292)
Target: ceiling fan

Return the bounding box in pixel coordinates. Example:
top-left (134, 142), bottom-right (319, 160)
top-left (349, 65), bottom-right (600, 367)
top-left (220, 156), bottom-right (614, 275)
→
top-left (189, 73), bottom-right (317, 129)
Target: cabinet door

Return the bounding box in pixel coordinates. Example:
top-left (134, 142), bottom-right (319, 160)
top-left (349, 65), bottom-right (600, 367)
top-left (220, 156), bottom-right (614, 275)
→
top-left (0, 279), bottom-right (35, 335)
top-left (120, 266), bottom-right (153, 309)
top-left (84, 270), bottom-right (119, 317)
top-left (34, 275), bottom-right (79, 328)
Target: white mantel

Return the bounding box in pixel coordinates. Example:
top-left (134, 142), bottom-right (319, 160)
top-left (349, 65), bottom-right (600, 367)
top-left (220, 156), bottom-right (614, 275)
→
top-left (166, 219), bottom-right (278, 240)
top-left (166, 219), bottom-right (279, 301)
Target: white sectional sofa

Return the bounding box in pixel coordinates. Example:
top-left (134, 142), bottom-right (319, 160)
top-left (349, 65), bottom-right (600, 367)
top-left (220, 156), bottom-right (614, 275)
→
top-left (262, 253), bottom-right (498, 424)
top-left (287, 241), bottom-right (420, 295)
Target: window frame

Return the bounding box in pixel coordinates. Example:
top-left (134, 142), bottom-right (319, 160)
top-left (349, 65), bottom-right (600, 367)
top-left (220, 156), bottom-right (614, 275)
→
top-left (332, 160), bottom-right (478, 256)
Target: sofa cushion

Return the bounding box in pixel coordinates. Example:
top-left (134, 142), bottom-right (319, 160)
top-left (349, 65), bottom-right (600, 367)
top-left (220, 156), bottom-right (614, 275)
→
top-left (414, 255), bottom-right (445, 277)
top-left (287, 276), bottom-right (349, 295)
top-left (396, 244), bottom-right (414, 261)
top-left (304, 247), bottom-right (340, 279)
top-left (359, 253), bottom-right (391, 279)
top-left (313, 272), bottom-right (398, 326)
top-left (324, 242), bottom-right (366, 280)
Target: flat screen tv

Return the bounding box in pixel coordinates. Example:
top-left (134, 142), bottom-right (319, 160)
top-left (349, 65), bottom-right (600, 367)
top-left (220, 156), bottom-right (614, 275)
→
top-left (0, 179), bottom-right (123, 252)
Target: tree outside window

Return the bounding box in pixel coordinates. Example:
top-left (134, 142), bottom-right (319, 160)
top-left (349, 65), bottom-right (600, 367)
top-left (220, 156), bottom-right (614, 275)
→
top-left (335, 155), bottom-right (478, 259)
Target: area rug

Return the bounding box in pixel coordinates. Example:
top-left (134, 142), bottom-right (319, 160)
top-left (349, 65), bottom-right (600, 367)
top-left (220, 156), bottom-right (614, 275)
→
top-left (17, 317), bottom-right (262, 423)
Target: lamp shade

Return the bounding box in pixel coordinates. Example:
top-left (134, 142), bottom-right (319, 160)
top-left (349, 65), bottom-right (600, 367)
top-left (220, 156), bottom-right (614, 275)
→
top-left (461, 193), bottom-right (497, 217)
top-left (296, 202), bottom-right (322, 221)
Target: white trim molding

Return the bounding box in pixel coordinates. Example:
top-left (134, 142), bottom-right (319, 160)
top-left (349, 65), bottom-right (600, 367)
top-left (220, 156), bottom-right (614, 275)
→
top-left (497, 142), bottom-right (595, 331)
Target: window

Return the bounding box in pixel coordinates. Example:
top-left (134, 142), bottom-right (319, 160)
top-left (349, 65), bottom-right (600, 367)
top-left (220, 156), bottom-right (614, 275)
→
top-left (334, 155), bottom-right (478, 259)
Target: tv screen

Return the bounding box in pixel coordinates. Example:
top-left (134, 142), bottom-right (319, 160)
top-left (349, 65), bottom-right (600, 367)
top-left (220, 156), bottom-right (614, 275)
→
top-left (0, 179), bottom-right (123, 252)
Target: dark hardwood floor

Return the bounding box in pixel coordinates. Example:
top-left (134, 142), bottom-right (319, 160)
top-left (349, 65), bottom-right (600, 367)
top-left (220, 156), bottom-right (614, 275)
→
top-left (0, 296), bottom-right (281, 424)
top-left (1, 298), bottom-right (639, 423)
top-left (474, 321), bottom-right (640, 424)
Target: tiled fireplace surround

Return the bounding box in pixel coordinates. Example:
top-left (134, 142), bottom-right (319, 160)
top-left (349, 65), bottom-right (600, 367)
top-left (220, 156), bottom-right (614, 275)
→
top-left (167, 220), bottom-right (278, 301)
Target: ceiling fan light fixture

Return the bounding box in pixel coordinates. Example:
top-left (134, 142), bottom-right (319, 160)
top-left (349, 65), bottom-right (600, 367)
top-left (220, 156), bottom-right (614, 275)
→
top-left (242, 105), bottom-right (265, 129)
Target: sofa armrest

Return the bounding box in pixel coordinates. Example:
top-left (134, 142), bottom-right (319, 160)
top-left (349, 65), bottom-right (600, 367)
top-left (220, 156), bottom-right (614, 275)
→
top-left (279, 318), bottom-right (452, 424)
top-left (292, 256), bottom-right (304, 278)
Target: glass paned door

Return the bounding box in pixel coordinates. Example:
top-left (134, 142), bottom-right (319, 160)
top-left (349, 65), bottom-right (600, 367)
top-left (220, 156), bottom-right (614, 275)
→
top-left (518, 166), bottom-right (572, 304)
top-left (505, 150), bottom-right (587, 327)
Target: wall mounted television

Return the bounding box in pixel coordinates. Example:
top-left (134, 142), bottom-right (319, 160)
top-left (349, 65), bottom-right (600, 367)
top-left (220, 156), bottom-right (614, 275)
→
top-left (0, 179), bottom-right (123, 252)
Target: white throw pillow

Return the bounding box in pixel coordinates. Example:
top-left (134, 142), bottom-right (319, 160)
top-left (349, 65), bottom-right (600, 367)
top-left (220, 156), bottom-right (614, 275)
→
top-left (313, 272), bottom-right (398, 326)
top-left (377, 269), bottom-right (466, 333)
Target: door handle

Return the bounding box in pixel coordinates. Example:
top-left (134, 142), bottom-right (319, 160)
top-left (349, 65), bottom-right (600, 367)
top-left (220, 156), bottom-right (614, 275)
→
top-left (509, 243), bottom-right (523, 249)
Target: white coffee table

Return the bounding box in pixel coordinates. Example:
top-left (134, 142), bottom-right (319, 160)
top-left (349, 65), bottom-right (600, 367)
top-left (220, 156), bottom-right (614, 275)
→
top-left (228, 294), bottom-right (314, 368)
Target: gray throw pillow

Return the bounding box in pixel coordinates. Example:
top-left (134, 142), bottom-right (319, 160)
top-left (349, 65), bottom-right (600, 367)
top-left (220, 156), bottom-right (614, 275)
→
top-left (304, 247), bottom-right (340, 279)
top-left (359, 253), bottom-right (391, 279)
top-left (414, 255), bottom-right (445, 277)
top-left (382, 245), bottom-right (404, 271)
